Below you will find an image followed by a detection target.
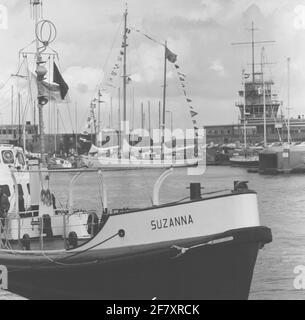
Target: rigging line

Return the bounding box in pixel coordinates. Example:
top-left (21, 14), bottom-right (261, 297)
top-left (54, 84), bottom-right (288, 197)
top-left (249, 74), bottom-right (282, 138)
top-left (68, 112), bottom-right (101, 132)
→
top-left (58, 232), bottom-right (120, 262)
top-left (129, 26), bottom-right (164, 47)
top-left (0, 59), bottom-right (27, 101)
top-left (25, 56), bottom-right (35, 121)
top-left (81, 16), bottom-right (124, 131)
top-left (66, 102), bottom-right (75, 134)
top-left (94, 14), bottom-right (124, 94)
top-left (18, 39), bottom-right (36, 55)
top-left (58, 109), bottom-right (67, 133)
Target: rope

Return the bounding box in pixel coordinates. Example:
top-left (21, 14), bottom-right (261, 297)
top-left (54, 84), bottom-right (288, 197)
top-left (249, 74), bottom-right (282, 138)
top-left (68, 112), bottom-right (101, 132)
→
top-left (53, 231), bottom-right (120, 263)
top-left (129, 26), bottom-right (164, 47)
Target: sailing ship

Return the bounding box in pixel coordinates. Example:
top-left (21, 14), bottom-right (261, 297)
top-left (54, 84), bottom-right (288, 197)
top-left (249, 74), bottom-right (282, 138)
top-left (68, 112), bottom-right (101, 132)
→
top-left (0, 2), bottom-right (272, 300)
top-left (80, 8), bottom-right (200, 170)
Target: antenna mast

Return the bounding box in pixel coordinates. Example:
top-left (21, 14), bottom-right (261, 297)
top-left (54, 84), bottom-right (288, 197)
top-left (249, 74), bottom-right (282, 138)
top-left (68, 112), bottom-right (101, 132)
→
top-left (31, 0), bottom-right (56, 165)
top-left (161, 41), bottom-right (167, 162)
top-left (232, 21), bottom-right (275, 83)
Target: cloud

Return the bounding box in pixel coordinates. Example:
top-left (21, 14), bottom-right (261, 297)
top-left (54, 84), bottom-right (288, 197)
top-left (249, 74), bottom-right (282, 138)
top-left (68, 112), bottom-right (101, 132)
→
top-left (210, 60), bottom-right (225, 77)
top-left (63, 66), bottom-right (104, 93)
top-left (1, 0), bottom-right (305, 131)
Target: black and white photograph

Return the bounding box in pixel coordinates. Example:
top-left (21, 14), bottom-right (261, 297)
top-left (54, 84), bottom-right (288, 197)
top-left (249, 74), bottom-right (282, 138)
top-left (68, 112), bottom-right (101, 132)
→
top-left (0, 0), bottom-right (304, 304)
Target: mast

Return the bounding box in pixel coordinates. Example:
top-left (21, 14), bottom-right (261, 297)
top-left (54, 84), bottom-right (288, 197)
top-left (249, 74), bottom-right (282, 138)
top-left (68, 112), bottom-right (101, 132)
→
top-left (261, 47), bottom-right (267, 147)
top-left (110, 96), bottom-right (113, 129)
top-left (18, 93), bottom-right (21, 147)
top-left (55, 107), bottom-right (58, 154)
top-left (141, 102), bottom-right (145, 135)
top-left (118, 87), bottom-right (121, 158)
top-left (287, 57), bottom-right (291, 144)
top-left (251, 22), bottom-right (255, 83)
top-left (232, 22), bottom-right (275, 83)
top-left (11, 85), bottom-right (14, 126)
top-left (123, 6), bottom-right (128, 123)
top-left (98, 89), bottom-right (102, 146)
top-left (161, 41), bottom-right (167, 161)
top-left (148, 101), bottom-right (152, 159)
top-left (242, 69), bottom-right (247, 148)
top-left (75, 102), bottom-right (78, 154)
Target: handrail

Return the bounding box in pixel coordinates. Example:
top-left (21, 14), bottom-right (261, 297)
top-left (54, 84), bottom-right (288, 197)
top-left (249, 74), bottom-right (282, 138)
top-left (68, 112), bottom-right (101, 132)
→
top-left (153, 168), bottom-right (174, 206)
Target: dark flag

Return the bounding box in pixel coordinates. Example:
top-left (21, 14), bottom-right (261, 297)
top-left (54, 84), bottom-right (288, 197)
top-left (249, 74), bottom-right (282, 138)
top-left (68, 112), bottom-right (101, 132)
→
top-left (166, 47), bottom-right (177, 63)
top-left (53, 62), bottom-right (69, 100)
top-left (190, 110), bottom-right (198, 118)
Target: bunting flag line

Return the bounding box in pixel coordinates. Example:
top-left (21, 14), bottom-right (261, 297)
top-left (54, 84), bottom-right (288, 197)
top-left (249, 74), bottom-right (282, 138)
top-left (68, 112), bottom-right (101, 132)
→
top-left (129, 27), bottom-right (164, 46)
top-left (178, 72), bottom-right (186, 77)
top-left (173, 60), bottom-right (200, 132)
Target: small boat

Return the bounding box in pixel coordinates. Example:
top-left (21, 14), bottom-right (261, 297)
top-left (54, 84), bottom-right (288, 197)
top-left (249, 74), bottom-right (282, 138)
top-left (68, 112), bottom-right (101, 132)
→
top-left (47, 157), bottom-right (72, 170)
top-left (230, 153), bottom-right (259, 167)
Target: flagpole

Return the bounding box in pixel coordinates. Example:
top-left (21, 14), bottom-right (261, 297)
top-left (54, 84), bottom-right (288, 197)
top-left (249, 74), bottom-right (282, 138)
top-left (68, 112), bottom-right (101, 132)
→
top-left (161, 41), bottom-right (167, 162)
top-left (261, 47), bottom-right (267, 148)
top-left (242, 69), bottom-right (247, 148)
top-left (33, 0), bottom-right (46, 165)
top-left (118, 87), bottom-right (121, 159)
top-left (122, 5), bottom-right (128, 140)
top-left (98, 89), bottom-right (101, 147)
top-left (287, 57), bottom-right (291, 145)
top-left (10, 85), bottom-right (13, 129)
top-left (75, 102), bottom-right (78, 155)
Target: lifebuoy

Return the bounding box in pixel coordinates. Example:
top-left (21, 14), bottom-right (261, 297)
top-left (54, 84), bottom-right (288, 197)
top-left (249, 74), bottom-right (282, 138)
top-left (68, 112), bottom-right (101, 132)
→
top-left (40, 189), bottom-right (52, 206)
top-left (40, 189), bottom-right (46, 203)
top-left (45, 189), bottom-right (52, 207)
top-left (87, 212), bottom-right (99, 236)
top-left (68, 231), bottom-right (78, 249)
top-left (2, 151), bottom-right (14, 164)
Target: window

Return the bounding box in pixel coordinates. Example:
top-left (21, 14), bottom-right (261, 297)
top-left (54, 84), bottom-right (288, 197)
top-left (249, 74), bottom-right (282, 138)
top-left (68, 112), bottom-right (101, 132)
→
top-left (16, 152), bottom-right (25, 166)
top-left (0, 185), bottom-right (10, 197)
top-left (14, 184), bottom-right (24, 196)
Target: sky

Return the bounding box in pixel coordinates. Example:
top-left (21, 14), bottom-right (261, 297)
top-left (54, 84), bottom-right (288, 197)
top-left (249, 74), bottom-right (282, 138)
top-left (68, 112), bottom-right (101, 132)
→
top-left (1, 0), bottom-right (305, 133)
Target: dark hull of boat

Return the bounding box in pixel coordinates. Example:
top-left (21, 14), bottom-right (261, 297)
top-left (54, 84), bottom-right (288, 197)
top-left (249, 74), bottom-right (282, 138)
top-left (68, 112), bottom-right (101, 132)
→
top-left (6, 226), bottom-right (271, 300)
top-left (230, 160), bottom-right (259, 167)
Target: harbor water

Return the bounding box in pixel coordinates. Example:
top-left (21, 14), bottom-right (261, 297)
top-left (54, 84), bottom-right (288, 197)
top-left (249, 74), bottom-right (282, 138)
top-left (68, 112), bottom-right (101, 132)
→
top-left (47, 165), bottom-right (305, 300)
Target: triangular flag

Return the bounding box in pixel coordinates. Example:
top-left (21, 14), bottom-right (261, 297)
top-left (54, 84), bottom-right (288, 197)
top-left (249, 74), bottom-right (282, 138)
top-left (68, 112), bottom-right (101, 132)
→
top-left (187, 98), bottom-right (192, 103)
top-left (174, 64), bottom-right (180, 69)
top-left (190, 111), bottom-right (198, 118)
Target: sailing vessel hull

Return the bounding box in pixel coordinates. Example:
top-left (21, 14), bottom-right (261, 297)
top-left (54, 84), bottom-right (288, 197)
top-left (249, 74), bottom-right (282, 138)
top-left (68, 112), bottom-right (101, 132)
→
top-left (230, 157), bottom-right (259, 167)
top-left (6, 226), bottom-right (271, 300)
top-left (80, 156), bottom-right (198, 170)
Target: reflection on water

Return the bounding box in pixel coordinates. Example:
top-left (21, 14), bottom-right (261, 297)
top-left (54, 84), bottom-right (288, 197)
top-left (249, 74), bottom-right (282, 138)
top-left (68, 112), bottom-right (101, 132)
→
top-left (51, 166), bottom-right (305, 300)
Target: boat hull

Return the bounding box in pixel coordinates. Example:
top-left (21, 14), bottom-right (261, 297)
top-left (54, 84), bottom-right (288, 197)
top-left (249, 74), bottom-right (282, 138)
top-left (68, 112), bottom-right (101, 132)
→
top-left (80, 156), bottom-right (198, 170)
top-left (5, 226), bottom-right (271, 300)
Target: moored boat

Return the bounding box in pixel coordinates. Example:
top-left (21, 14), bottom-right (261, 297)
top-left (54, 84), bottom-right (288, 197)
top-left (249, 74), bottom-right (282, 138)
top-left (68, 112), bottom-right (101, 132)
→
top-left (0, 164), bottom-right (272, 300)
